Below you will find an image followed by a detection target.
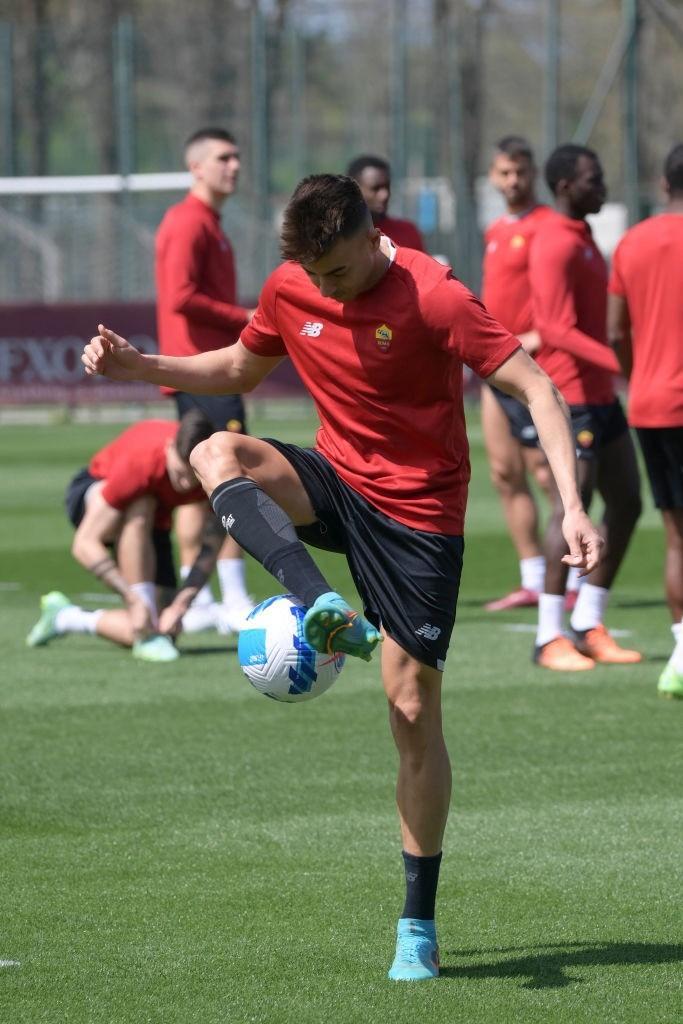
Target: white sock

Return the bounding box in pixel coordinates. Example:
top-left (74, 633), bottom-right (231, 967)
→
top-left (217, 558), bottom-right (249, 604)
top-left (671, 621), bottom-right (682, 644)
top-left (570, 583), bottom-right (609, 632)
top-left (566, 566), bottom-right (582, 594)
top-left (536, 593), bottom-right (565, 647)
top-left (520, 556), bottom-right (545, 593)
top-left (182, 603), bottom-right (219, 633)
top-left (180, 565), bottom-right (214, 608)
top-left (670, 619), bottom-right (683, 673)
top-left (129, 581), bottom-right (158, 627)
top-left (54, 606), bottom-right (104, 635)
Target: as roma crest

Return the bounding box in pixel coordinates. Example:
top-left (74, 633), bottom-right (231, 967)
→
top-left (375, 324), bottom-right (393, 352)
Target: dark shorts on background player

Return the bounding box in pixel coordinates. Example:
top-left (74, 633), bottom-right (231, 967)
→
top-left (490, 385), bottom-right (539, 448)
top-left (635, 426), bottom-right (683, 509)
top-left (263, 439), bottom-right (464, 670)
top-left (569, 399), bottom-right (629, 461)
top-left (64, 468), bottom-right (177, 589)
top-left (174, 392), bottom-right (247, 435)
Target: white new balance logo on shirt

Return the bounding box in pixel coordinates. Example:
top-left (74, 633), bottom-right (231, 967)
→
top-left (300, 321), bottom-right (324, 337)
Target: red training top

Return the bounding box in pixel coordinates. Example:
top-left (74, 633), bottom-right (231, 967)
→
top-left (240, 247), bottom-right (520, 534)
top-left (481, 205), bottom-right (553, 335)
top-left (529, 210), bottom-right (619, 405)
top-left (89, 420), bottom-right (206, 530)
top-left (376, 214), bottom-right (425, 251)
top-left (155, 193), bottom-right (250, 393)
top-left (609, 212), bottom-right (683, 428)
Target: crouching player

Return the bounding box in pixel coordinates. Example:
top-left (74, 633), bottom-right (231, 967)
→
top-left (81, 175), bottom-right (603, 979)
top-left (26, 410), bottom-right (223, 662)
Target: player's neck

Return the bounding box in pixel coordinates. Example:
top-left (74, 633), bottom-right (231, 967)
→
top-left (555, 199), bottom-right (585, 221)
top-left (666, 197), bottom-right (683, 214)
top-left (190, 183), bottom-right (229, 213)
top-left (506, 196), bottom-right (537, 217)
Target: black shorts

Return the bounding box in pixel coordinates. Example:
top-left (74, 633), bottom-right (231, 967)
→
top-left (263, 440), bottom-right (464, 670)
top-left (174, 392), bottom-right (247, 434)
top-left (570, 399), bottom-right (629, 461)
top-left (64, 468), bottom-right (177, 589)
top-left (636, 427), bottom-right (683, 509)
top-left (490, 386), bottom-right (539, 448)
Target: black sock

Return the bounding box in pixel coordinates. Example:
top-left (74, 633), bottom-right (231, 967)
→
top-left (400, 851), bottom-right (442, 921)
top-left (210, 478), bottom-right (331, 607)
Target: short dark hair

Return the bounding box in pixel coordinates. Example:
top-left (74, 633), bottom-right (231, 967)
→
top-left (545, 143), bottom-right (598, 194)
top-left (494, 135), bottom-right (534, 163)
top-left (346, 154), bottom-right (391, 180)
top-left (175, 409), bottom-right (215, 461)
top-left (280, 174), bottom-right (370, 263)
top-left (184, 127), bottom-right (237, 153)
top-left (664, 143), bottom-right (683, 194)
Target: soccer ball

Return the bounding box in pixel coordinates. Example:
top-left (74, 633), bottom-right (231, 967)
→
top-left (237, 594), bottom-right (346, 702)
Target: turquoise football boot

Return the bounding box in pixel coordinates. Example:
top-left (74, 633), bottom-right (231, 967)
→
top-left (132, 634), bottom-right (179, 663)
top-left (388, 918), bottom-right (439, 981)
top-left (303, 592), bottom-right (382, 662)
top-left (657, 662), bottom-right (683, 699)
top-left (26, 591), bottom-right (73, 647)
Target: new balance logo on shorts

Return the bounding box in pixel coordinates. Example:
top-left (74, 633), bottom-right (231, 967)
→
top-left (415, 623), bottom-right (441, 641)
top-left (300, 321), bottom-right (324, 337)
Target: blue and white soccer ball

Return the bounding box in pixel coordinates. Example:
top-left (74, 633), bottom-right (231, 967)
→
top-left (237, 594), bottom-right (346, 702)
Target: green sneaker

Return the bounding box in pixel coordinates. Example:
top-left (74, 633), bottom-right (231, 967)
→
top-left (303, 592), bottom-right (382, 662)
top-left (657, 662), bottom-right (683, 700)
top-left (132, 634), bottom-right (179, 663)
top-left (26, 591), bottom-right (73, 647)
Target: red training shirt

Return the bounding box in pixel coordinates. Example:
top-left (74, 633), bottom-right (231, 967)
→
top-left (481, 205), bottom-right (553, 335)
top-left (240, 247), bottom-right (520, 534)
top-left (529, 210), bottom-right (619, 405)
top-left (609, 212), bottom-right (683, 428)
top-left (89, 420), bottom-right (206, 530)
top-left (375, 214), bottom-right (425, 251)
top-left (155, 193), bottom-right (250, 393)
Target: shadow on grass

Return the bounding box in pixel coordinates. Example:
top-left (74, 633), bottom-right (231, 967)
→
top-left (441, 940), bottom-right (683, 989)
top-left (179, 643), bottom-right (238, 656)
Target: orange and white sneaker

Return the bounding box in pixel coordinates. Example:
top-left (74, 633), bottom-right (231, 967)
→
top-left (534, 635), bottom-right (595, 672)
top-left (571, 624), bottom-right (642, 664)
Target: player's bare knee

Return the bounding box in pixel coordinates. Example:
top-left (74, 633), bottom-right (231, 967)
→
top-left (190, 431), bottom-right (242, 485)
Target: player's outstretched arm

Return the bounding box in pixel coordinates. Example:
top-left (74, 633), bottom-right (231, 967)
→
top-left (82, 324), bottom-right (284, 395)
top-left (488, 348), bottom-right (603, 574)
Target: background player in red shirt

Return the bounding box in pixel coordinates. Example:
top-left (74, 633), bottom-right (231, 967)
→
top-left (608, 142), bottom-right (683, 699)
top-left (82, 175), bottom-right (602, 982)
top-left (530, 143), bottom-right (642, 671)
top-left (25, 412), bottom-right (221, 662)
top-left (155, 127), bottom-right (256, 633)
top-left (481, 135), bottom-right (582, 611)
top-left (347, 154), bottom-right (425, 251)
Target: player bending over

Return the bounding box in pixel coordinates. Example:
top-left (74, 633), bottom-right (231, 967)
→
top-left (26, 410), bottom-right (225, 662)
top-left (81, 174), bottom-right (602, 980)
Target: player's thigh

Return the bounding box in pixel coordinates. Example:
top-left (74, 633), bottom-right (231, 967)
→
top-left (381, 632), bottom-right (443, 720)
top-left (480, 387), bottom-right (525, 483)
top-left (596, 429), bottom-right (641, 509)
top-left (191, 431), bottom-right (316, 526)
top-left (523, 445), bottom-right (553, 496)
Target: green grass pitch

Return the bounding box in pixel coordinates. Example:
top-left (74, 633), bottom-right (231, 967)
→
top-left (1, 407), bottom-right (681, 1024)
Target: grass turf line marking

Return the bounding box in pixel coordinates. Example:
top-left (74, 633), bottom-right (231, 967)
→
top-left (0, 960), bottom-right (21, 967)
top-left (0, 582), bottom-right (21, 591)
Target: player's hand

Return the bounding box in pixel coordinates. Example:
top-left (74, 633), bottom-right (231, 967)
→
top-left (561, 508), bottom-right (603, 576)
top-left (517, 330), bottom-right (541, 355)
top-left (158, 601), bottom-right (186, 638)
top-left (127, 593), bottom-right (154, 641)
top-left (81, 324), bottom-right (145, 381)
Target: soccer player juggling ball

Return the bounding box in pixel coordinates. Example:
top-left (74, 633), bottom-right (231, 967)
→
top-left (82, 174), bottom-right (602, 981)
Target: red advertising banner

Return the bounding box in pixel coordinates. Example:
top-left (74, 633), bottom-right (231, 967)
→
top-left (0, 302), bottom-right (306, 404)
